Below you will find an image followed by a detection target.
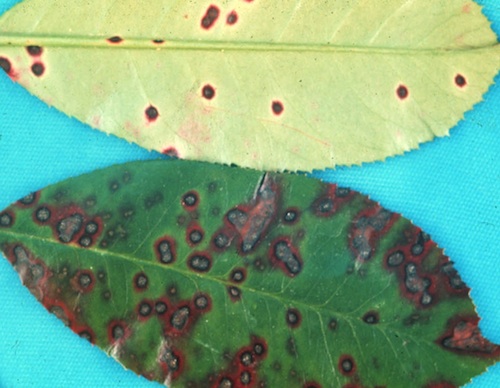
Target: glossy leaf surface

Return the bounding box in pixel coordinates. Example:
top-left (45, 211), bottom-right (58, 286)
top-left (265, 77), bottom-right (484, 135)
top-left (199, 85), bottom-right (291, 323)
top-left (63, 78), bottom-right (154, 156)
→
top-left (0, 160), bottom-right (498, 387)
top-left (0, 1), bottom-right (499, 171)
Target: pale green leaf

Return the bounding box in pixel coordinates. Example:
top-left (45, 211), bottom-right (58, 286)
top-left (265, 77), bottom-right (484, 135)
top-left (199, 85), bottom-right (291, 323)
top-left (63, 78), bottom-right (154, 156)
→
top-left (0, 0), bottom-right (498, 170)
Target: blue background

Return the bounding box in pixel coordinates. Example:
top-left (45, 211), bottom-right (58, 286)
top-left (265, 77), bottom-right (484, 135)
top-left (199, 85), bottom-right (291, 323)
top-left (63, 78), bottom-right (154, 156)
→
top-left (0, 0), bottom-right (499, 386)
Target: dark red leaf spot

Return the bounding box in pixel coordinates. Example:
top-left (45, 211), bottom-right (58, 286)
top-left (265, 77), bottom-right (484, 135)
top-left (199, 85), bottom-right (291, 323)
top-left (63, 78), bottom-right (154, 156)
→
top-left (73, 270), bottom-right (95, 293)
top-left (269, 237), bottom-right (303, 277)
top-left (283, 207), bottom-right (299, 224)
top-left (162, 147), bottom-right (179, 158)
top-left (338, 355), bottom-right (356, 376)
top-left (396, 84), bottom-right (409, 100)
top-left (182, 191), bottom-right (199, 210)
top-left (362, 311), bottom-right (380, 324)
top-left (230, 267), bottom-right (246, 283)
top-left (328, 318), bottom-right (338, 331)
top-left (0, 211), bottom-right (14, 228)
top-left (155, 299), bottom-right (169, 315)
top-left (226, 11), bottom-right (238, 25)
top-left (426, 382), bottom-right (456, 388)
top-left (188, 252), bottom-right (212, 273)
top-left (145, 105), bottom-right (159, 122)
top-left (17, 192), bottom-right (39, 207)
top-left (31, 62), bottom-right (45, 77)
top-left (107, 320), bottom-right (129, 343)
top-left (192, 293), bottom-right (211, 312)
top-left (0, 57), bottom-right (12, 74)
top-left (137, 300), bottom-right (153, 319)
top-left (155, 236), bottom-right (176, 265)
top-left (107, 36), bottom-right (123, 44)
top-left (201, 5), bottom-right (220, 30)
top-left (304, 383), bottom-right (322, 388)
top-left (286, 308), bottom-right (302, 328)
top-left (272, 100), bottom-right (284, 115)
top-left (170, 305), bottom-right (191, 331)
top-left (227, 285), bottom-right (242, 302)
top-left (455, 74), bottom-right (467, 88)
top-left (186, 222), bottom-right (204, 246)
top-left (78, 328), bottom-right (95, 344)
top-left (26, 45), bottom-right (43, 56)
top-left (202, 84), bottom-right (216, 100)
top-left (158, 345), bottom-right (184, 380)
top-left (33, 206), bottom-right (52, 224)
top-left (133, 272), bottom-right (149, 291)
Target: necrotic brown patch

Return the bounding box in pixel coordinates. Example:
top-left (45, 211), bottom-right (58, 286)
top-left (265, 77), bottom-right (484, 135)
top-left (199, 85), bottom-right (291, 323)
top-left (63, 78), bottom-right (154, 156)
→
top-left (202, 84), bottom-right (216, 100)
top-left (26, 45), bottom-right (43, 56)
top-left (145, 105), bottom-right (159, 122)
top-left (227, 11), bottom-right (238, 25)
top-left (0, 57), bottom-right (12, 74)
top-left (396, 84), bottom-right (409, 100)
top-left (455, 74), bottom-right (467, 88)
top-left (31, 62), bottom-right (45, 77)
top-left (272, 100), bottom-right (284, 115)
top-left (107, 36), bottom-right (123, 44)
top-left (201, 5), bottom-right (220, 30)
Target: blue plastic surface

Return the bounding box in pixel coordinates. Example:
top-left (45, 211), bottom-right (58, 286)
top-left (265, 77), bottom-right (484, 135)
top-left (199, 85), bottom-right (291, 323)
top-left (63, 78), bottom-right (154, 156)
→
top-left (0, 0), bottom-right (498, 386)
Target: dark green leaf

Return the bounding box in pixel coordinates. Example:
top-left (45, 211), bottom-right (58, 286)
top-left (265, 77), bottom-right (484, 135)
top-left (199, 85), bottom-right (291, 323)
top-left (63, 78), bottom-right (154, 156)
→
top-left (0, 160), bottom-right (498, 387)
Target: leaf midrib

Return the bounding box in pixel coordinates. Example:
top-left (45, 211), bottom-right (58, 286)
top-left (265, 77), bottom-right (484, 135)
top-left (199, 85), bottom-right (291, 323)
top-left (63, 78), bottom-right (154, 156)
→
top-left (0, 33), bottom-right (497, 54)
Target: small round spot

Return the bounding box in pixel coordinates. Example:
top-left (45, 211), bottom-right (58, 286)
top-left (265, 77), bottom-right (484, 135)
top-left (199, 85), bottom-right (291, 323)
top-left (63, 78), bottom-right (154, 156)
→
top-left (202, 84), bottom-right (216, 100)
top-left (228, 286), bottom-right (241, 301)
top-left (254, 343), bottom-right (266, 357)
top-left (155, 301), bottom-right (168, 315)
top-left (107, 36), bottom-right (123, 43)
top-left (396, 84), bottom-right (409, 100)
top-left (0, 212), bottom-right (13, 227)
top-left (78, 235), bottom-right (92, 248)
top-left (188, 253), bottom-right (212, 273)
top-left (167, 284), bottom-right (178, 296)
top-left (338, 355), bottom-right (356, 376)
top-left (18, 192), bottom-right (37, 206)
top-left (0, 57), bottom-right (12, 74)
top-left (182, 191), bottom-right (198, 209)
top-left (286, 308), bottom-right (302, 328)
top-left (31, 62), bottom-right (45, 77)
top-left (138, 301), bottom-right (153, 317)
top-left (193, 293), bottom-right (210, 311)
top-left (455, 74), bottom-right (467, 88)
top-left (26, 45), bottom-right (43, 56)
top-left (240, 351), bottom-right (254, 366)
top-left (152, 39), bottom-right (165, 44)
top-left (362, 311), bottom-right (379, 324)
top-left (134, 272), bottom-right (148, 291)
top-left (78, 271), bottom-right (94, 290)
top-left (227, 11), bottom-right (238, 25)
top-left (328, 318), bottom-right (338, 331)
top-left (85, 221), bottom-right (99, 235)
top-left (79, 330), bottom-right (94, 343)
top-left (411, 243), bottom-right (424, 256)
top-left (213, 232), bottom-right (230, 249)
top-left (188, 228), bottom-right (204, 245)
top-left (230, 268), bottom-right (246, 283)
top-left (109, 180), bottom-right (120, 193)
top-left (218, 377), bottom-right (234, 388)
top-left (387, 250), bottom-right (405, 267)
top-left (111, 323), bottom-right (125, 340)
top-left (145, 105), bottom-right (159, 122)
top-left (283, 208), bottom-right (299, 223)
top-left (315, 197), bottom-right (334, 215)
top-left (271, 100), bottom-right (284, 115)
top-left (240, 371), bottom-right (251, 385)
